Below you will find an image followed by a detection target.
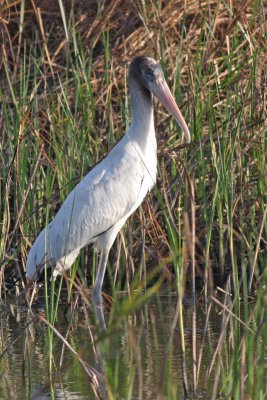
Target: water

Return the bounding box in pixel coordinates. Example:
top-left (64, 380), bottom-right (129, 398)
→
top-left (0, 293), bottom-right (224, 399)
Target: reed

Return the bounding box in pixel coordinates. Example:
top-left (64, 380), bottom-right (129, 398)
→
top-left (0, 0), bottom-right (266, 398)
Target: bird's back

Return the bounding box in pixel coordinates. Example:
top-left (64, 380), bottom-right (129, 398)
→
top-left (26, 134), bottom-right (157, 279)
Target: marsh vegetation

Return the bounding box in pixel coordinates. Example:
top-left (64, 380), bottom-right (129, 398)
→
top-left (0, 0), bottom-right (266, 399)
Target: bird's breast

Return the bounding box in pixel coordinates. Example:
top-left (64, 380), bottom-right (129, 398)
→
top-left (141, 138), bottom-right (158, 191)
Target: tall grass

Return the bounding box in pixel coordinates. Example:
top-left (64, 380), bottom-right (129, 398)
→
top-left (0, 0), bottom-right (266, 398)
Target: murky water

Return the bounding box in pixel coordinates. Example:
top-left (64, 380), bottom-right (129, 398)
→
top-left (0, 293), bottom-right (224, 399)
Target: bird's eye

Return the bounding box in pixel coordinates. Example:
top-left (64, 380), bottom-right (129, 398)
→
top-left (146, 70), bottom-right (154, 79)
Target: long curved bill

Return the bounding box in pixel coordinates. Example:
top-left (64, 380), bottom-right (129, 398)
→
top-left (151, 77), bottom-right (190, 143)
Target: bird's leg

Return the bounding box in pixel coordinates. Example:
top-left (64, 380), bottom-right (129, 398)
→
top-left (92, 250), bottom-right (109, 331)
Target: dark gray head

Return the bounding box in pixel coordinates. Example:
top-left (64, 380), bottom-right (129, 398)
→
top-left (129, 56), bottom-right (190, 142)
top-left (129, 56), bottom-right (164, 93)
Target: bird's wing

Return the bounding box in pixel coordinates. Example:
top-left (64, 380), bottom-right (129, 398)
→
top-left (38, 138), bottom-right (147, 263)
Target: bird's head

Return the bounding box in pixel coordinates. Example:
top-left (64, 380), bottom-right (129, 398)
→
top-left (129, 56), bottom-right (190, 143)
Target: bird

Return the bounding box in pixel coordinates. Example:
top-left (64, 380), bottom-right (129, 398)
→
top-left (26, 56), bottom-right (190, 327)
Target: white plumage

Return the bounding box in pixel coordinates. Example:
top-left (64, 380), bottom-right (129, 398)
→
top-left (26, 56), bottom-right (190, 327)
top-left (27, 128), bottom-right (156, 278)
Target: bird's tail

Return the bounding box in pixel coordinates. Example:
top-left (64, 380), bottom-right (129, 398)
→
top-left (26, 228), bottom-right (47, 280)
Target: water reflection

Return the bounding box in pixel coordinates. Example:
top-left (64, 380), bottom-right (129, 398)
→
top-left (0, 294), bottom-right (223, 399)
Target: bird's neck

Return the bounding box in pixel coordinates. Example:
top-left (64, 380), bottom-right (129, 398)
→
top-left (128, 80), bottom-right (156, 153)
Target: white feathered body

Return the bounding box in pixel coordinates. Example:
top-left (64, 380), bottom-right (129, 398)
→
top-left (26, 121), bottom-right (157, 279)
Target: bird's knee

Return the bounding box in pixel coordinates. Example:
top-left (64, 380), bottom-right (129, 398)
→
top-left (92, 286), bottom-right (103, 307)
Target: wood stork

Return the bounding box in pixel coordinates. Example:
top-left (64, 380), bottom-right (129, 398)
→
top-left (26, 56), bottom-right (190, 327)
